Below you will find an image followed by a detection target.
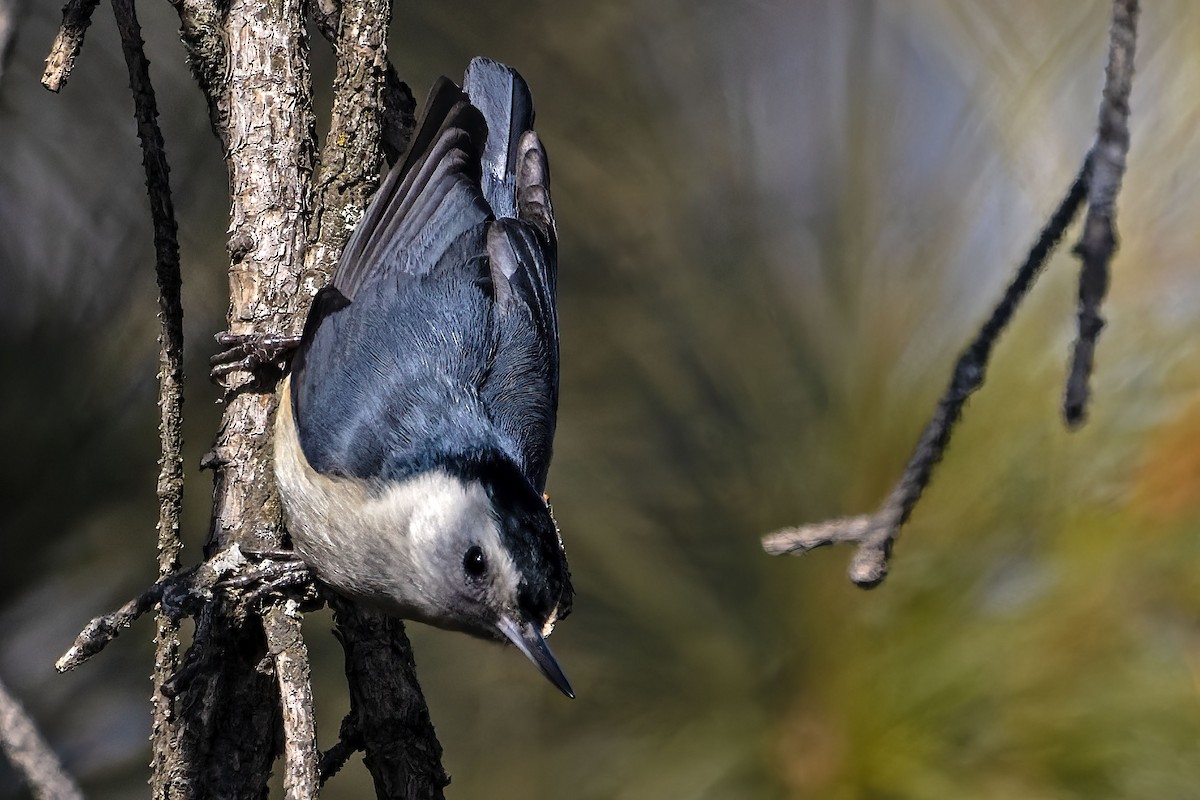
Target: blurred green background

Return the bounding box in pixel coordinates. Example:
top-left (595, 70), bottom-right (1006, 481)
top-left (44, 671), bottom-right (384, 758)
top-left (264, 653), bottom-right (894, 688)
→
top-left (3, 1), bottom-right (1200, 797)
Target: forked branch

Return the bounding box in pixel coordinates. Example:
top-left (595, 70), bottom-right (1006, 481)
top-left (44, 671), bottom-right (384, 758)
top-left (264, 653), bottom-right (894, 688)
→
top-left (765, 0), bottom-right (1140, 587)
top-left (764, 159), bottom-right (1091, 586)
top-left (1065, 0), bottom-right (1138, 425)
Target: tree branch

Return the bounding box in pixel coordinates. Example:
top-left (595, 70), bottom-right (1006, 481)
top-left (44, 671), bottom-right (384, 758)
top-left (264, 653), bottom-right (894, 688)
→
top-left (1064, 0), bottom-right (1139, 426)
top-left (765, 1), bottom-right (1141, 588)
top-left (303, 3), bottom-right (448, 793)
top-left (0, 676), bottom-right (82, 800)
top-left (764, 158), bottom-right (1091, 586)
top-left (263, 602), bottom-right (319, 800)
top-left (164, 0), bottom-right (319, 793)
top-left (330, 597), bottom-right (450, 798)
top-left (107, 0), bottom-right (187, 790)
top-left (317, 712), bottom-right (363, 785)
top-left (41, 0), bottom-right (98, 92)
top-left (309, 0), bottom-right (416, 168)
top-left (54, 550), bottom-right (253, 673)
top-left (301, 0), bottom-right (392, 300)
top-left (169, 0), bottom-right (229, 150)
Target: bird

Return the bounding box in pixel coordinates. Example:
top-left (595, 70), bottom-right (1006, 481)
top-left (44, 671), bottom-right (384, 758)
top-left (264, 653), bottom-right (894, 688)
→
top-left (272, 58), bottom-right (574, 697)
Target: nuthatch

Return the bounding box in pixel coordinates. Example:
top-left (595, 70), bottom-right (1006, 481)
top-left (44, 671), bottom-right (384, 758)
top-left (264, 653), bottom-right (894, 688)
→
top-left (273, 58), bottom-right (574, 697)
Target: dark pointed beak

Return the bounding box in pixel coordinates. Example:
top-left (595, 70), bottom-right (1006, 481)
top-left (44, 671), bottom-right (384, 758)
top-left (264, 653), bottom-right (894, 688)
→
top-left (497, 615), bottom-right (574, 699)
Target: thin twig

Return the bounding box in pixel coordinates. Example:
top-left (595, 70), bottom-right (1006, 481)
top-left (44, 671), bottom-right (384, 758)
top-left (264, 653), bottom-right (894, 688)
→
top-left (55, 564), bottom-right (204, 673)
top-left (764, 158), bottom-right (1092, 587)
top-left (55, 544), bottom-right (265, 672)
top-left (1064, 0), bottom-right (1139, 426)
top-left (41, 0), bottom-right (99, 92)
top-left (108, 0), bottom-right (187, 788)
top-left (263, 602), bottom-right (319, 800)
top-left (0, 676), bottom-right (83, 800)
top-left (317, 712), bottom-right (363, 785)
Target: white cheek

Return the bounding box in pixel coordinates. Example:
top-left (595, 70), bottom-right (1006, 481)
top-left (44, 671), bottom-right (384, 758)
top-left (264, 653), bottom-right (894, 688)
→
top-left (402, 474), bottom-right (495, 553)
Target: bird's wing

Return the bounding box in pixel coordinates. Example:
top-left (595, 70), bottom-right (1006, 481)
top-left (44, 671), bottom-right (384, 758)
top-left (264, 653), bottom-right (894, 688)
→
top-left (333, 77), bottom-right (491, 300)
top-left (289, 77), bottom-right (496, 479)
top-left (289, 60), bottom-right (560, 492)
top-left (468, 61), bottom-right (560, 494)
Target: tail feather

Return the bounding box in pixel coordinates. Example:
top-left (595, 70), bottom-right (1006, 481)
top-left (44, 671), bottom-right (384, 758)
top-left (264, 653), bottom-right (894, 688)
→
top-left (464, 57), bottom-right (535, 219)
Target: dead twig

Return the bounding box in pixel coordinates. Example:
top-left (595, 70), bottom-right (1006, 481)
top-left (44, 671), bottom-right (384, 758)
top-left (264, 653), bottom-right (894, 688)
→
top-left (317, 712), bottom-right (363, 785)
top-left (55, 547), bottom-right (322, 674)
top-left (1065, 0), bottom-right (1139, 425)
top-left (0, 676), bottom-right (83, 800)
top-left (108, 0), bottom-right (187, 786)
top-left (764, 157), bottom-right (1092, 587)
top-left (55, 557), bottom-right (222, 673)
top-left (765, 2), bottom-right (1141, 588)
top-left (263, 602), bottom-right (319, 800)
top-left (41, 0), bottom-right (99, 92)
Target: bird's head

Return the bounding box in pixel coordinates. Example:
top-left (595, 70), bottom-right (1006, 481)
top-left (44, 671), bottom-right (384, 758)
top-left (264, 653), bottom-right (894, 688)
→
top-left (394, 455), bottom-right (574, 697)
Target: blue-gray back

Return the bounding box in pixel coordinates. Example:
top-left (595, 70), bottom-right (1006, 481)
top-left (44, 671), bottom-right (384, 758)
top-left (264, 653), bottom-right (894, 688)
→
top-left (290, 59), bottom-right (560, 492)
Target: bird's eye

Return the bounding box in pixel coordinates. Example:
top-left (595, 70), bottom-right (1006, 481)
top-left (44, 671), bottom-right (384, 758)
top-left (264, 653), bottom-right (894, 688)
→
top-left (463, 546), bottom-right (486, 577)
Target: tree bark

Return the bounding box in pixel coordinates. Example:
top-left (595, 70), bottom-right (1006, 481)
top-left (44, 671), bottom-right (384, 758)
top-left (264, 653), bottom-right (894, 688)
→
top-left (170, 0), bottom-right (317, 796)
top-left (44, 0), bottom-right (447, 793)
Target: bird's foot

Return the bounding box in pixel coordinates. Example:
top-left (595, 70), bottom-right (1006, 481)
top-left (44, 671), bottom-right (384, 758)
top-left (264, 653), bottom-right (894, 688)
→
top-left (209, 331), bottom-right (302, 383)
top-left (217, 549), bottom-right (320, 611)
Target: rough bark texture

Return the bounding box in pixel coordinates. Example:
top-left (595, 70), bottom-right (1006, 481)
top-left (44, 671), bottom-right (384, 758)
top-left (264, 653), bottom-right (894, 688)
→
top-left (264, 602), bottom-right (320, 800)
top-left (169, 0), bottom-right (317, 795)
top-left (303, 0), bottom-right (390, 291)
top-left (310, 1), bottom-right (416, 168)
top-left (108, 0), bottom-right (187, 792)
top-left (0, 676), bottom-right (83, 800)
top-left (331, 597), bottom-right (450, 799)
top-left (41, 0), bottom-right (98, 92)
top-left (169, 0), bottom-right (227, 149)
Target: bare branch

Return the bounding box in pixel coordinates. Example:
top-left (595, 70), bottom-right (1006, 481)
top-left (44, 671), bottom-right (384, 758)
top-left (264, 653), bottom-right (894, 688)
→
top-left (309, 0), bottom-right (415, 168)
top-left (41, 0), bottom-right (99, 92)
top-left (318, 712), bottom-right (363, 785)
top-left (330, 597), bottom-right (450, 797)
top-left (764, 158), bottom-right (1092, 587)
top-left (765, 1), bottom-right (1142, 587)
top-left (263, 602), bottom-right (319, 800)
top-left (1065, 0), bottom-right (1139, 426)
top-left (0, 677), bottom-right (83, 800)
top-left (107, 0), bottom-right (187, 788)
top-left (55, 551), bottom-right (257, 672)
top-left (167, 0), bottom-right (318, 791)
top-left (170, 0), bottom-right (229, 149)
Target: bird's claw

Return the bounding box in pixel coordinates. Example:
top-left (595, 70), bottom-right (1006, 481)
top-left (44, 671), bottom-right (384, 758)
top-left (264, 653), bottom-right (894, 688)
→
top-left (209, 331), bottom-right (302, 383)
top-left (216, 551), bottom-right (320, 611)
